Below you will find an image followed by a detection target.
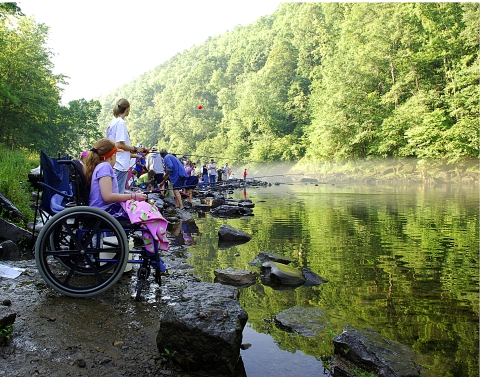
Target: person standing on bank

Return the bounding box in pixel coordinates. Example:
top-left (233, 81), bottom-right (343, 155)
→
top-left (158, 148), bottom-right (187, 210)
top-left (105, 98), bottom-right (147, 194)
top-left (208, 159), bottom-right (217, 188)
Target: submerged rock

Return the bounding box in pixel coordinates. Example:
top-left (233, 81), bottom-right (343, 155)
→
top-left (249, 251), bottom-right (295, 266)
top-left (214, 268), bottom-right (258, 287)
top-left (274, 307), bottom-right (327, 337)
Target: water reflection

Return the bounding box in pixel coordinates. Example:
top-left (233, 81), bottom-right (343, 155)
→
top-left (169, 220), bottom-right (200, 246)
top-left (184, 183), bottom-right (479, 377)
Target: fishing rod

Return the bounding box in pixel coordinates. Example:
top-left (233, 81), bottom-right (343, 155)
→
top-left (250, 174), bottom-right (285, 179)
top-left (249, 173), bottom-right (304, 179)
top-left (178, 154), bottom-right (267, 164)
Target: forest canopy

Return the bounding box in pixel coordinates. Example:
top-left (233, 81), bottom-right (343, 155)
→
top-left (98, 2), bottom-right (479, 164)
top-left (1, 3), bottom-right (478, 163)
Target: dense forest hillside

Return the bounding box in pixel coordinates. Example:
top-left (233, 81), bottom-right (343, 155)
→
top-left (98, 2), bottom-right (479, 164)
top-left (1, 3), bottom-right (478, 164)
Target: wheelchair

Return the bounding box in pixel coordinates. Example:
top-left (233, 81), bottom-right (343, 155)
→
top-left (32, 151), bottom-right (167, 300)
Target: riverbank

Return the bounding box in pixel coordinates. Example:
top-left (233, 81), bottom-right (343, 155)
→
top-left (247, 158), bottom-right (479, 186)
top-left (0, 233), bottom-right (199, 377)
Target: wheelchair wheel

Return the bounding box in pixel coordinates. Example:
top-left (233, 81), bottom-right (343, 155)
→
top-left (35, 206), bottom-right (129, 298)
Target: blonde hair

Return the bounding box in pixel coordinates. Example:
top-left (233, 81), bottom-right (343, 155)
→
top-left (83, 138), bottom-right (116, 187)
top-left (113, 98), bottom-right (130, 117)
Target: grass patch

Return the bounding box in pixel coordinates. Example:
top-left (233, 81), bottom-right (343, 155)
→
top-left (0, 144), bottom-right (39, 224)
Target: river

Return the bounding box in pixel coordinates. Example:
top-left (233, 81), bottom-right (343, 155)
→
top-left (180, 182), bottom-right (479, 377)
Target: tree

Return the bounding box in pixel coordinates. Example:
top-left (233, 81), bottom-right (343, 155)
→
top-left (0, 14), bottom-right (63, 152)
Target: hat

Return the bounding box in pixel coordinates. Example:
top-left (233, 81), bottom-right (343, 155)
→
top-left (159, 148), bottom-right (168, 155)
top-left (182, 155), bottom-right (187, 159)
top-left (151, 146), bottom-right (158, 152)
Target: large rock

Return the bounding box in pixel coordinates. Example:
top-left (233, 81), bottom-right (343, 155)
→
top-left (249, 251), bottom-right (295, 266)
top-left (237, 200), bottom-right (255, 208)
top-left (302, 267), bottom-right (328, 286)
top-left (211, 205), bottom-right (252, 218)
top-left (156, 282), bottom-right (248, 376)
top-left (260, 261), bottom-right (306, 287)
top-left (331, 326), bottom-right (422, 377)
top-left (214, 268), bottom-right (258, 287)
top-left (275, 307), bottom-right (327, 337)
top-left (0, 240), bottom-right (21, 260)
top-left (0, 193), bottom-right (27, 222)
top-left (0, 218), bottom-right (32, 242)
top-left (218, 224), bottom-right (252, 242)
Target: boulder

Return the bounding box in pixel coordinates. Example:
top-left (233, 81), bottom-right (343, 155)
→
top-left (237, 200), bottom-right (255, 208)
top-left (274, 307), bottom-right (327, 337)
top-left (249, 251), bottom-right (295, 266)
top-left (156, 282), bottom-right (248, 376)
top-left (0, 218), bottom-right (31, 242)
top-left (211, 205), bottom-right (252, 218)
top-left (194, 203), bottom-right (211, 212)
top-left (302, 267), bottom-right (328, 286)
top-left (331, 326), bottom-right (422, 377)
top-left (0, 240), bottom-right (21, 260)
top-left (260, 261), bottom-right (306, 287)
top-left (214, 268), bottom-right (258, 287)
top-left (0, 193), bottom-right (27, 222)
top-left (218, 224), bottom-right (252, 242)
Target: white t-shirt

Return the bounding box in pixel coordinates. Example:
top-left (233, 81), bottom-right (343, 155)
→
top-left (208, 162), bottom-right (217, 176)
top-left (106, 117), bottom-right (131, 171)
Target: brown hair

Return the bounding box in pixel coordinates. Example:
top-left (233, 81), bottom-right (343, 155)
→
top-left (113, 98), bottom-right (130, 117)
top-left (83, 138), bottom-right (116, 187)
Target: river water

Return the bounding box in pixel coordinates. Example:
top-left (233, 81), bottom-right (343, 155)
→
top-left (181, 182), bottom-right (479, 377)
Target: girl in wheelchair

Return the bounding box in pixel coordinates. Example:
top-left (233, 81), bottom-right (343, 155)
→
top-left (84, 138), bottom-right (169, 254)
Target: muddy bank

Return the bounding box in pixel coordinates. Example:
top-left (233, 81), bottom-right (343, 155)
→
top-left (0, 248), bottom-right (198, 377)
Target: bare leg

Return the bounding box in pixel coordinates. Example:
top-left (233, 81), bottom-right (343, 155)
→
top-left (173, 189), bottom-right (184, 209)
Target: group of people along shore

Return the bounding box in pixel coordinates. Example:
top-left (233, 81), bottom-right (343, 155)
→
top-left (80, 98), bottom-right (248, 213)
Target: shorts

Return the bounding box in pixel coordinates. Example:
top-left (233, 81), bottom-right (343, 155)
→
top-left (173, 177), bottom-right (186, 189)
top-left (185, 176), bottom-right (199, 190)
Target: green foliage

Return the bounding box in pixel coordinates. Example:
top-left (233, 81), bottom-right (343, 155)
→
top-left (0, 144), bottom-right (38, 222)
top-left (1, 3), bottom-right (477, 165)
top-left (97, 3), bottom-right (478, 165)
top-left (0, 324), bottom-right (13, 346)
top-left (351, 368), bottom-right (376, 377)
top-left (160, 347), bottom-right (177, 365)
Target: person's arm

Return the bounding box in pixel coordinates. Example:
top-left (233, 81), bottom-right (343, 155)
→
top-left (115, 141), bottom-right (147, 155)
top-left (159, 171), bottom-right (170, 186)
top-left (98, 176), bottom-right (146, 202)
